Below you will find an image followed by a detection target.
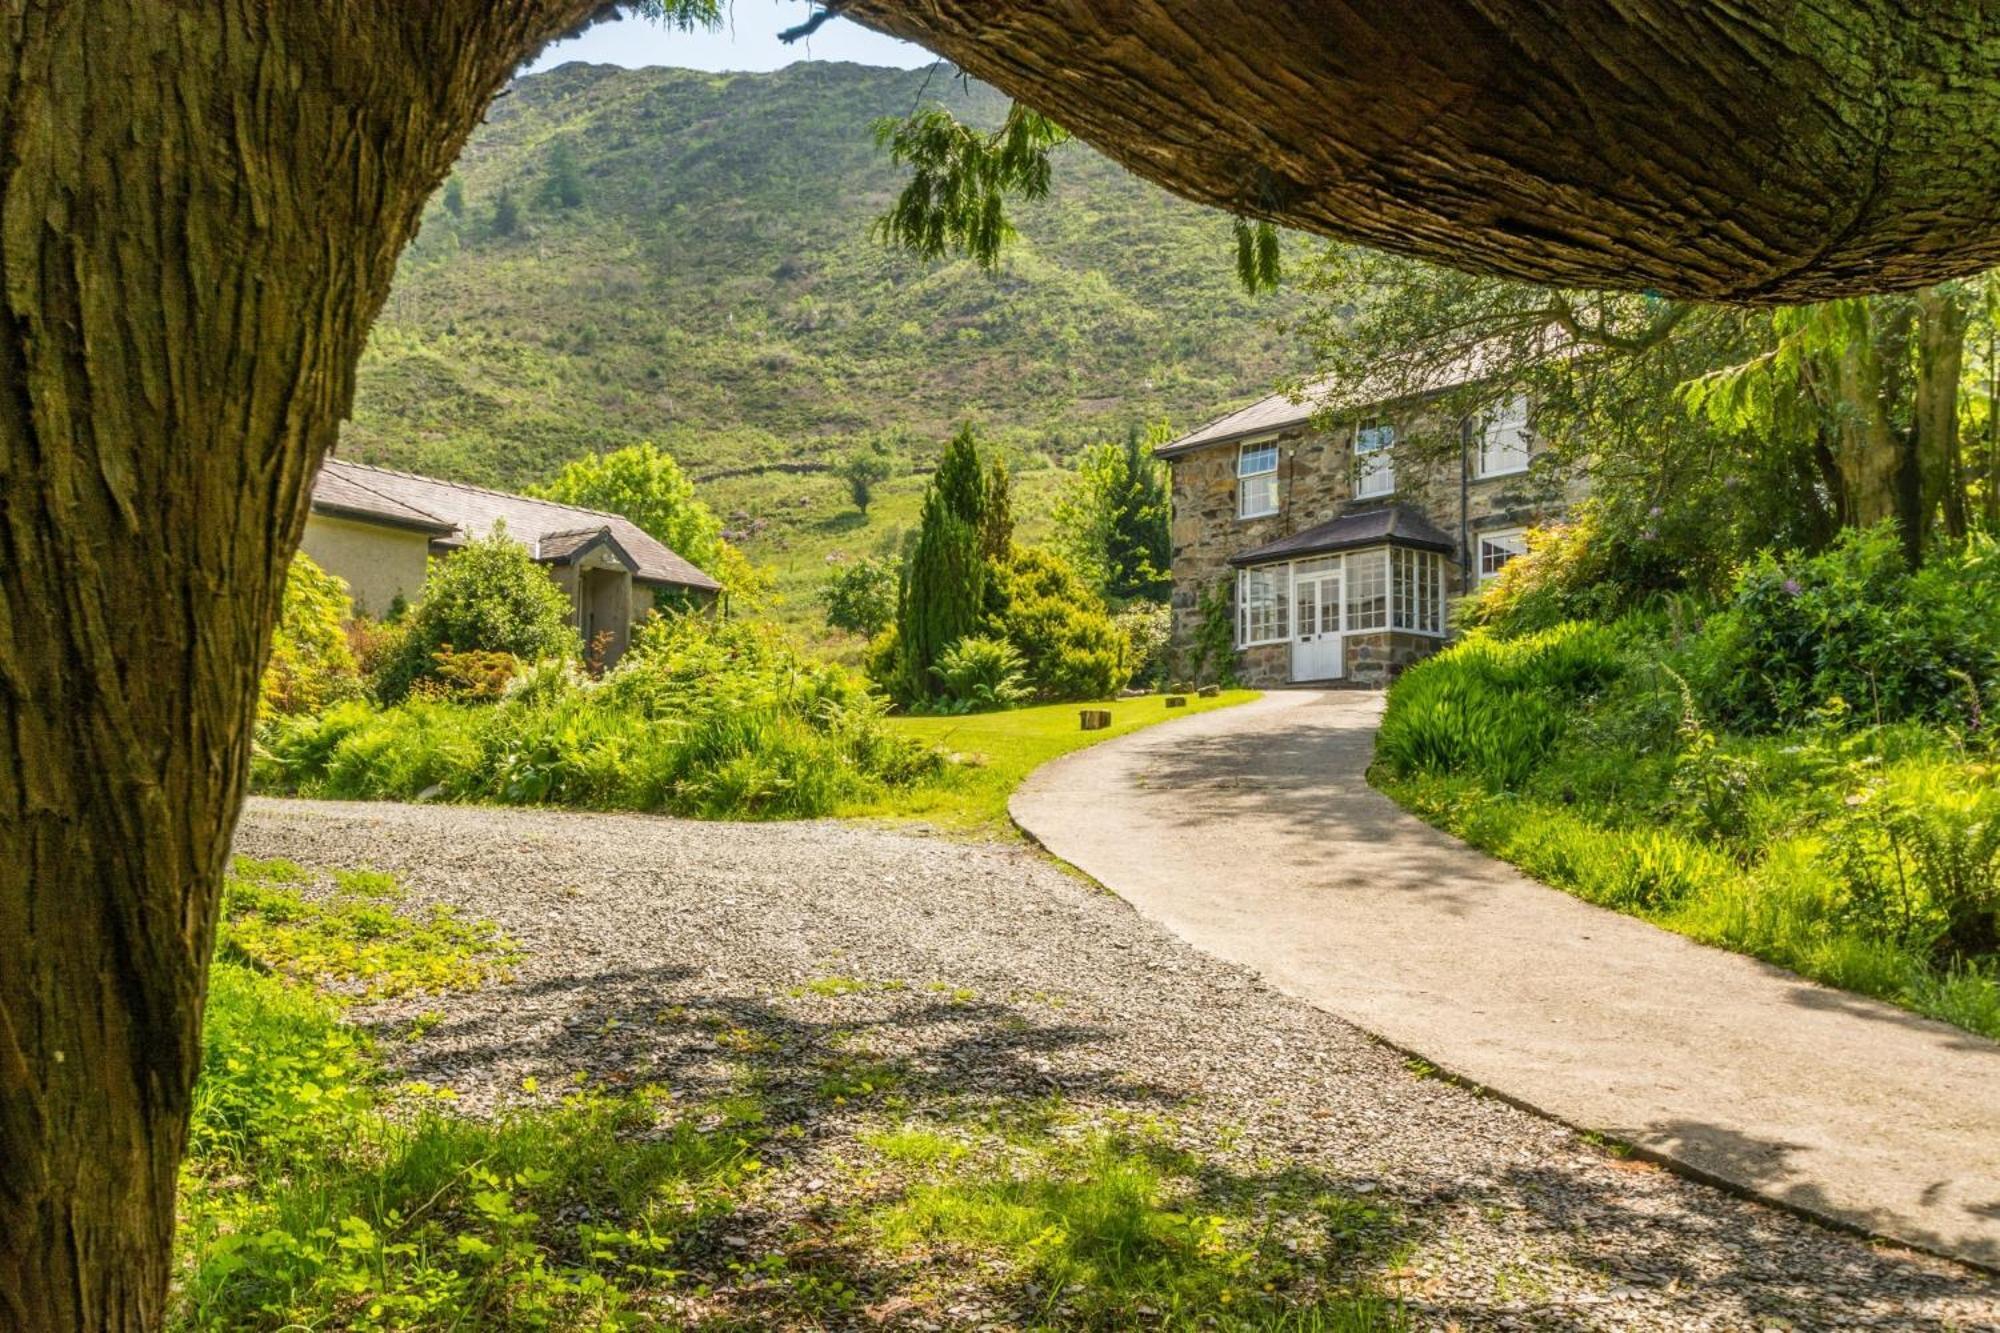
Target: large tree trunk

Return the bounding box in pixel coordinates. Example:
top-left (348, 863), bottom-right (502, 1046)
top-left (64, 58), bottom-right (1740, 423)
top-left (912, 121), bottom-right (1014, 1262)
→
top-left (846, 0), bottom-right (2000, 302)
top-left (0, 4), bottom-right (593, 1327)
top-left (1822, 306), bottom-right (1908, 534)
top-left (1915, 285), bottom-right (1970, 542)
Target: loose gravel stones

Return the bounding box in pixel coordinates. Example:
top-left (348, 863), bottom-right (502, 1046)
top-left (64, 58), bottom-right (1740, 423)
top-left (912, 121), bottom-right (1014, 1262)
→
top-left (236, 798), bottom-right (2000, 1331)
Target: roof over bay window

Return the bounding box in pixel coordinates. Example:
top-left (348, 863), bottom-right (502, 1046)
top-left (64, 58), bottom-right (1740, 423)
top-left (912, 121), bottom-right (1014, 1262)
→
top-left (1227, 505), bottom-right (1455, 568)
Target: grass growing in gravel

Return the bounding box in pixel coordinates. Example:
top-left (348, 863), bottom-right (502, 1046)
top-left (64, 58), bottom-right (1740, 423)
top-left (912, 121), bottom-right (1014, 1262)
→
top-left (858, 1113), bottom-right (1409, 1330)
top-left (176, 859), bottom-right (769, 1330)
top-left (182, 856), bottom-right (1412, 1329)
top-left (845, 690), bottom-right (1259, 834)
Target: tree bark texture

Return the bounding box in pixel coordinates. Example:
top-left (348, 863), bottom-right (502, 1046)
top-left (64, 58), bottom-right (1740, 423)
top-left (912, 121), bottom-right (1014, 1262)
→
top-left (1915, 286), bottom-right (1970, 541)
top-left (847, 0), bottom-right (2000, 303)
top-left (0, 4), bottom-right (595, 1327)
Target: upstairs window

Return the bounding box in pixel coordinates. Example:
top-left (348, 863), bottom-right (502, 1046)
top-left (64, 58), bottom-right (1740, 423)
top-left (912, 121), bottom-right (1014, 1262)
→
top-left (1237, 441), bottom-right (1279, 518)
top-left (1354, 423), bottom-right (1395, 498)
top-left (1476, 396), bottom-right (1532, 478)
top-left (1478, 527), bottom-right (1528, 581)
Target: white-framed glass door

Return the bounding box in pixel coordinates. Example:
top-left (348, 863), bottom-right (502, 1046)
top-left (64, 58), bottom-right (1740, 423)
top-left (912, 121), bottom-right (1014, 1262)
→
top-left (1290, 567), bottom-right (1344, 681)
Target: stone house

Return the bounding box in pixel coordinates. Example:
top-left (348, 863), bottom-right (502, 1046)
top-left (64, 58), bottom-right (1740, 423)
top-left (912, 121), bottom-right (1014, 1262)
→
top-left (1160, 374), bottom-right (1575, 687)
top-left (301, 458), bottom-right (720, 667)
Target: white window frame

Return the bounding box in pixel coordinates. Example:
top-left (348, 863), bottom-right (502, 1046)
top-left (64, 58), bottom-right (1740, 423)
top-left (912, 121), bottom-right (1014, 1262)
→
top-left (1235, 544), bottom-right (1447, 654)
top-left (1391, 547), bottom-right (1447, 636)
top-left (1478, 527), bottom-right (1528, 582)
top-left (1475, 395), bottom-right (1533, 479)
top-left (1236, 440), bottom-right (1279, 519)
top-left (1235, 563), bottom-right (1290, 647)
top-left (1354, 422), bottom-right (1395, 499)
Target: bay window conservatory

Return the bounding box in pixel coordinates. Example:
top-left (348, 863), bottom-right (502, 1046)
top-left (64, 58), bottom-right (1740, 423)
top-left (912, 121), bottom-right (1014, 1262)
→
top-left (1227, 505), bottom-right (1453, 681)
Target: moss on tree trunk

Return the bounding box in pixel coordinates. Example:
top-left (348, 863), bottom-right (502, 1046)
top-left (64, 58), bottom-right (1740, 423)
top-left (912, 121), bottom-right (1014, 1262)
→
top-left (0, 3), bottom-right (599, 1325)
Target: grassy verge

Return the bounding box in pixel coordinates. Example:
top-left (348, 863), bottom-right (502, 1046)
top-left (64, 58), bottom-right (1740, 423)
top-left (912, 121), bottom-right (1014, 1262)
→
top-left (1372, 622), bottom-right (2000, 1043)
top-left (845, 690), bottom-right (1260, 835)
top-left (1377, 772), bottom-right (2000, 1041)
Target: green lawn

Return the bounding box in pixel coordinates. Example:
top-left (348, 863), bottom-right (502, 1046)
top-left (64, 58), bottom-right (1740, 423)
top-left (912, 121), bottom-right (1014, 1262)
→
top-left (845, 691), bottom-right (1259, 834)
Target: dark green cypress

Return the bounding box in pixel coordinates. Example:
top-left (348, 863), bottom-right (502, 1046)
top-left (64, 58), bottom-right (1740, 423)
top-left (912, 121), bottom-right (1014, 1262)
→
top-left (896, 486), bottom-right (985, 702)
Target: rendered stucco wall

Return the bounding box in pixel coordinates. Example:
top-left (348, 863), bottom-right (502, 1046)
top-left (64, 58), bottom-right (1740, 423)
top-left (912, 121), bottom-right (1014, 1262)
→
top-left (300, 514), bottom-right (431, 618)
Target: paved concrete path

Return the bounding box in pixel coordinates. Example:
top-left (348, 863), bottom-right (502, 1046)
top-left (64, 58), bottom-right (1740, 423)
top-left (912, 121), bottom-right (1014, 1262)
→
top-left (1011, 689), bottom-right (2000, 1269)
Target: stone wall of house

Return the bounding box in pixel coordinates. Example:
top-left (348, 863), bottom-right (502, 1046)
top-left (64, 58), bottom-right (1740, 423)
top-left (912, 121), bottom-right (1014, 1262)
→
top-left (1167, 420), bottom-right (1352, 671)
top-left (1234, 643), bottom-right (1292, 687)
top-left (1345, 631), bottom-right (1442, 687)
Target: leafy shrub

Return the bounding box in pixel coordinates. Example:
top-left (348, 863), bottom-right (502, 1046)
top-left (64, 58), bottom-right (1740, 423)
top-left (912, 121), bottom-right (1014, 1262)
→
top-left (412, 647), bottom-right (523, 701)
top-left (981, 545), bottom-right (1131, 702)
top-left (375, 529), bottom-right (581, 702)
top-left (820, 555), bottom-right (897, 637)
top-left (1828, 761), bottom-right (2000, 965)
top-left (1375, 623), bottom-right (1624, 788)
top-left (261, 553), bottom-right (362, 718)
top-left (1461, 504), bottom-right (1698, 637)
top-left (931, 636), bottom-right (1031, 712)
top-left (1697, 526), bottom-right (2000, 732)
top-left (259, 614), bottom-right (939, 820)
top-left (1112, 602), bottom-right (1172, 690)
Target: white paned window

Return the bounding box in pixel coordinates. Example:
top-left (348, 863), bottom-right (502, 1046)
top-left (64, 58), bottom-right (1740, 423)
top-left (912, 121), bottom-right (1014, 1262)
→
top-left (1345, 548), bottom-right (1388, 630)
top-left (1237, 441), bottom-right (1279, 518)
top-left (1478, 527), bottom-right (1528, 581)
top-left (1392, 548), bottom-right (1446, 635)
top-left (1476, 396), bottom-right (1532, 478)
top-left (1354, 423), bottom-right (1395, 498)
top-left (1236, 564), bottom-right (1290, 646)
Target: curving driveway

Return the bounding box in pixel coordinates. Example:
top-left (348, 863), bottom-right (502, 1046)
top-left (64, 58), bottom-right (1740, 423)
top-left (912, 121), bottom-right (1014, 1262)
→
top-left (1011, 689), bottom-right (2000, 1269)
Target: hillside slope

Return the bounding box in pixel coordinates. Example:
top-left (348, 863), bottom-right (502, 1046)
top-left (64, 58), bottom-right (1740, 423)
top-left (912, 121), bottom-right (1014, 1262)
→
top-left (345, 61), bottom-right (1299, 490)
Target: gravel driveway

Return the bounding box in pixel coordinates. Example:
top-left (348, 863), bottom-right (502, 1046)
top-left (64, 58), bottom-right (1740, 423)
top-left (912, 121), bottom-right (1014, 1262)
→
top-left (235, 798), bottom-right (2000, 1331)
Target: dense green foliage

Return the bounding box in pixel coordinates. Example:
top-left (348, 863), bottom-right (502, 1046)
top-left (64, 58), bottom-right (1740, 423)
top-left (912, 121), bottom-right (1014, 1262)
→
top-left (836, 442), bottom-right (896, 515)
top-left (891, 427), bottom-right (993, 703)
top-left (348, 63), bottom-right (1298, 493)
top-left (1052, 425), bottom-right (1173, 600)
top-left (260, 615), bottom-right (939, 820)
top-left (374, 531), bottom-right (582, 703)
top-left (1694, 529), bottom-right (2000, 732)
top-left (886, 427), bottom-right (1127, 708)
top-left (981, 544), bottom-right (1132, 703)
top-left (895, 494), bottom-right (986, 705)
top-left (529, 442), bottom-right (725, 575)
top-left (261, 554), bottom-right (363, 719)
top-left (1377, 532), bottom-right (2000, 1039)
top-left (928, 635), bottom-right (1032, 713)
top-left (818, 555), bottom-right (897, 638)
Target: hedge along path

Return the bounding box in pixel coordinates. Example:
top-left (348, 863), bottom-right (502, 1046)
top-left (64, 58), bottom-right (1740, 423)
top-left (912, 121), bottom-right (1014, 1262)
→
top-left (1010, 689), bottom-right (2000, 1270)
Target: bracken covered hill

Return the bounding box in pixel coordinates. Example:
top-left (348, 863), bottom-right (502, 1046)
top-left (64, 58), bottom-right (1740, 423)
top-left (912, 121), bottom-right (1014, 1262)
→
top-left (344, 60), bottom-right (1300, 490)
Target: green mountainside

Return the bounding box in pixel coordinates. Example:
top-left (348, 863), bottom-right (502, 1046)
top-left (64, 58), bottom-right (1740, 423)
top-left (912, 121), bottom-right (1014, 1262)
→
top-left (345, 60), bottom-right (1299, 492)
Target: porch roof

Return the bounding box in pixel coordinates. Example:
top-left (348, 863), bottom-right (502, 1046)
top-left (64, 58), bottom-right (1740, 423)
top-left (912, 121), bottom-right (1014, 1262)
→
top-left (1228, 505), bottom-right (1456, 567)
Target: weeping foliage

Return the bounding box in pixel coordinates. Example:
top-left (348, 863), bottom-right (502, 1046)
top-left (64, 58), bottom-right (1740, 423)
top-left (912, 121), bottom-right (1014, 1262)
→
top-left (871, 104), bottom-right (1069, 267)
top-left (873, 100), bottom-right (1282, 296)
top-left (1232, 217), bottom-right (1283, 296)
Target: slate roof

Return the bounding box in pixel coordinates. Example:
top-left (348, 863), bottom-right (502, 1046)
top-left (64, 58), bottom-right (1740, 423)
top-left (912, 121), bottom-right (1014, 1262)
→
top-left (1227, 505), bottom-right (1457, 567)
top-left (312, 458), bottom-right (721, 592)
top-left (310, 462), bottom-right (456, 533)
top-left (1158, 334), bottom-right (1564, 459)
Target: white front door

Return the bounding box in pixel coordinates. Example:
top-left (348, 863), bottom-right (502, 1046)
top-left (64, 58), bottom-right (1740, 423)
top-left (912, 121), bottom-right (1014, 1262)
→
top-left (1290, 571), bottom-right (1344, 681)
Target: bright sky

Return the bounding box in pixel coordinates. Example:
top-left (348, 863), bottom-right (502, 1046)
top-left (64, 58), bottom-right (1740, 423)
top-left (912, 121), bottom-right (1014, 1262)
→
top-left (525, 4), bottom-right (935, 74)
